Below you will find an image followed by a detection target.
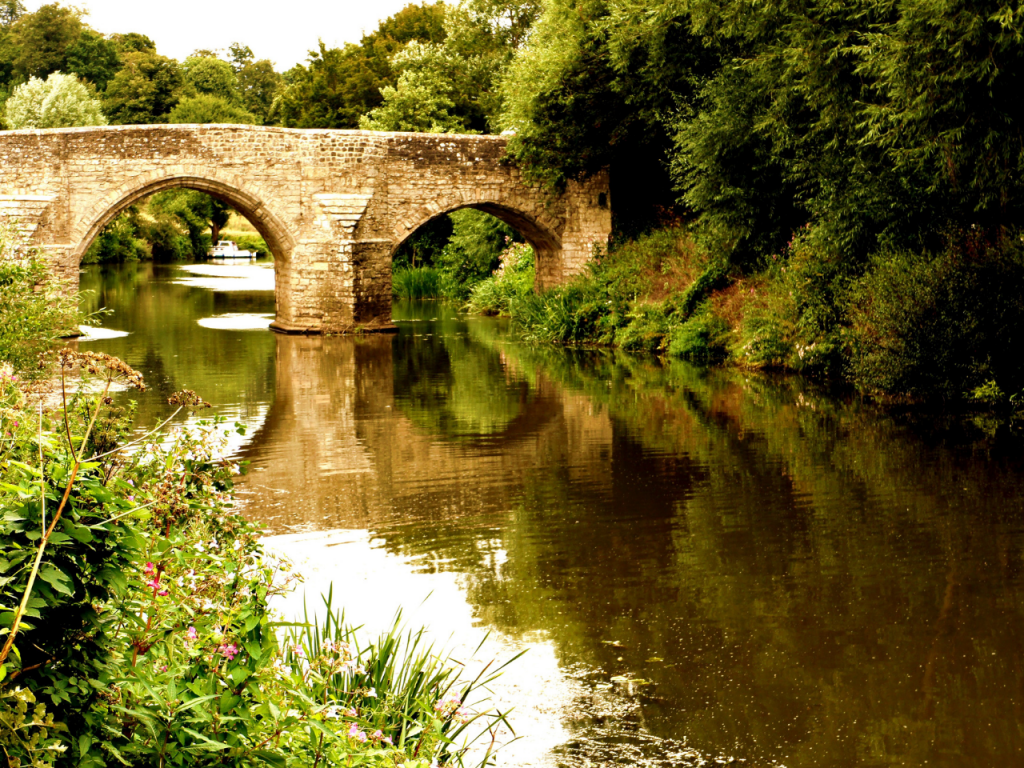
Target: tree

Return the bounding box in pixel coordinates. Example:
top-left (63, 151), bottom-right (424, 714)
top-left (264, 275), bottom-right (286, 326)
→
top-left (168, 93), bottom-right (256, 124)
top-left (102, 51), bottom-right (182, 124)
top-left (149, 189), bottom-right (232, 257)
top-left (362, 1), bottom-right (542, 134)
top-left (360, 43), bottom-right (472, 133)
top-left (275, 2), bottom-right (447, 128)
top-left (110, 32), bottom-right (155, 54)
top-left (3, 71), bottom-right (106, 128)
top-left (229, 43), bottom-right (282, 124)
top-left (181, 55), bottom-right (241, 102)
top-left (0, 0), bottom-right (24, 28)
top-left (7, 2), bottom-right (82, 80)
top-left (65, 28), bottom-right (120, 90)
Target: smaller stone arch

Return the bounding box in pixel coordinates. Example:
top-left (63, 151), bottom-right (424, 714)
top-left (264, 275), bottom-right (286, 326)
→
top-left (390, 190), bottom-right (566, 289)
top-left (72, 166), bottom-right (296, 265)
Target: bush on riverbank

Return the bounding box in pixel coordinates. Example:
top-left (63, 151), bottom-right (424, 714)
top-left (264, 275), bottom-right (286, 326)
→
top-left (467, 224), bottom-right (1024, 402)
top-left (0, 352), bottom-right (512, 767)
top-left (0, 226), bottom-right (82, 374)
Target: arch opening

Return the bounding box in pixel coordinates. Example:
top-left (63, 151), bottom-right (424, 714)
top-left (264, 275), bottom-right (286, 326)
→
top-left (390, 201), bottom-right (562, 297)
top-left (74, 175), bottom-right (294, 267)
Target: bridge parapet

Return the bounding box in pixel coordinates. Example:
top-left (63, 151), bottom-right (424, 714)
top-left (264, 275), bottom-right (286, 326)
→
top-left (0, 125), bottom-right (611, 333)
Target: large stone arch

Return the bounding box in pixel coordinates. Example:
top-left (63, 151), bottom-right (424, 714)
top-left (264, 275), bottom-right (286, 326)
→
top-left (389, 189), bottom-right (565, 289)
top-left (73, 166), bottom-right (296, 264)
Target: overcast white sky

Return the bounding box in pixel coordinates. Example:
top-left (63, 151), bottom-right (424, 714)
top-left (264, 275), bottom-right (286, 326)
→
top-left (26, 0), bottom-right (416, 70)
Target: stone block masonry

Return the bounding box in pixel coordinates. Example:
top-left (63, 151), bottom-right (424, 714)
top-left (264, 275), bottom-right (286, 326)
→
top-left (0, 125), bottom-right (612, 333)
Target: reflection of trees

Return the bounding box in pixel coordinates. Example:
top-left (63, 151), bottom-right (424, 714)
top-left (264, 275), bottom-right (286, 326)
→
top-left (78, 264), bottom-right (276, 427)
top-left (392, 305), bottom-right (532, 439)
top-left (459, 346), bottom-right (1024, 768)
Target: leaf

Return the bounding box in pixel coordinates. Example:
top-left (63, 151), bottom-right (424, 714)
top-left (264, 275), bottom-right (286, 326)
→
top-left (63, 521), bottom-right (94, 543)
top-left (180, 727), bottom-right (230, 750)
top-left (38, 565), bottom-right (74, 596)
top-left (253, 750), bottom-right (287, 768)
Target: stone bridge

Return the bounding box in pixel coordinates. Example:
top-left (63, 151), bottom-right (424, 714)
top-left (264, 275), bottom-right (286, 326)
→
top-left (0, 124), bottom-right (611, 333)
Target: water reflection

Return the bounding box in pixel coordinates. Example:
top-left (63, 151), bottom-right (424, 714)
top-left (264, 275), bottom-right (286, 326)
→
top-left (80, 264), bottom-right (1024, 768)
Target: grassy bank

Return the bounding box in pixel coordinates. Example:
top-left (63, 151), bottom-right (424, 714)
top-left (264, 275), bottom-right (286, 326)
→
top-left (466, 226), bottom-right (1024, 404)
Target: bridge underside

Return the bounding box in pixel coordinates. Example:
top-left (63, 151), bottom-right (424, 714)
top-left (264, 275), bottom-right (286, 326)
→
top-left (0, 125), bottom-right (611, 333)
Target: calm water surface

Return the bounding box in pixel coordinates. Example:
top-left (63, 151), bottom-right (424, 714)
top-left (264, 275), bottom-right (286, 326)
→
top-left (80, 261), bottom-right (1024, 768)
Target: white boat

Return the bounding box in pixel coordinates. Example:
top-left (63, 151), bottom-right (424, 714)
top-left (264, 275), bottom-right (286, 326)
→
top-left (209, 240), bottom-right (255, 258)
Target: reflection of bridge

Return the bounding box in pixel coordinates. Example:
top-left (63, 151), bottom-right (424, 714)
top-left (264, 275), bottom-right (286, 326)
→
top-left (236, 334), bottom-right (614, 532)
top-left (0, 125), bottom-right (611, 333)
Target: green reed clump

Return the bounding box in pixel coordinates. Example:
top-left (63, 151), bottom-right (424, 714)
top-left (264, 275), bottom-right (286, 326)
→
top-left (393, 267), bottom-right (444, 300)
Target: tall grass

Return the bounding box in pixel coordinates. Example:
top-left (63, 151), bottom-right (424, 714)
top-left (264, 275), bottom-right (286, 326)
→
top-left (393, 266), bottom-right (444, 300)
top-left (286, 588), bottom-right (521, 767)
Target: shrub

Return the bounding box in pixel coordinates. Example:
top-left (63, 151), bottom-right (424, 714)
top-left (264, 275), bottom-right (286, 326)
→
top-left (667, 301), bottom-right (730, 361)
top-left (846, 234), bottom-right (1024, 400)
top-left (465, 243), bottom-right (535, 316)
top-left (0, 225), bottom-right (82, 374)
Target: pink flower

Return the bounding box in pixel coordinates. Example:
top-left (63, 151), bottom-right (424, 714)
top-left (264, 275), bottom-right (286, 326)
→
top-left (217, 643), bottom-right (239, 661)
top-left (347, 723), bottom-right (367, 743)
top-left (143, 562), bottom-right (155, 575)
top-left (186, 626), bottom-right (198, 643)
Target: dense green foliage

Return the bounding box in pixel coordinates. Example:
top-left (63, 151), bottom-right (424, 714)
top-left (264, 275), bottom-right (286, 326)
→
top-left (3, 71), bottom-right (105, 128)
top-left (275, 3), bottom-right (447, 129)
top-left (483, 0), bottom-right (1024, 400)
top-left (0, 226), bottom-right (81, 373)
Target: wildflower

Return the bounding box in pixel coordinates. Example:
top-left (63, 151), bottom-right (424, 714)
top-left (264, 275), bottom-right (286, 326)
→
top-left (455, 706), bottom-right (471, 724)
top-left (364, 687), bottom-right (377, 698)
top-left (348, 723), bottom-right (367, 743)
top-left (143, 562), bottom-right (155, 575)
top-left (434, 695), bottom-right (462, 719)
top-left (346, 707), bottom-right (357, 718)
top-left (217, 643), bottom-right (239, 661)
top-left (323, 705), bottom-right (341, 720)
top-left (292, 644), bottom-right (305, 658)
top-left (186, 626), bottom-right (198, 643)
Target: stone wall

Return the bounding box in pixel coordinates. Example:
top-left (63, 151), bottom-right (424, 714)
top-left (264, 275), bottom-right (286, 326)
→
top-left (0, 125), bottom-right (612, 333)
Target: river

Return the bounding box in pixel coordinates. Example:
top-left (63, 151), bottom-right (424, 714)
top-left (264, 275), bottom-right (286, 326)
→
top-left (79, 260), bottom-right (1024, 768)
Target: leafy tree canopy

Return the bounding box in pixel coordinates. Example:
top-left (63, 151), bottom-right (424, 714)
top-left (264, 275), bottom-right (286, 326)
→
top-left (275, 2), bottom-right (447, 128)
top-left (102, 50), bottom-right (182, 125)
top-left (181, 54), bottom-right (241, 102)
top-left (110, 31), bottom-right (155, 54)
top-left (7, 2), bottom-right (83, 80)
top-left (363, 0), bottom-right (541, 133)
top-left (169, 93), bottom-right (256, 124)
top-left (3, 70), bottom-right (106, 128)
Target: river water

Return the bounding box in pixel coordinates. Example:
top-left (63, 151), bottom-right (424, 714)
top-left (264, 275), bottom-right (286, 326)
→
top-left (79, 260), bottom-right (1024, 768)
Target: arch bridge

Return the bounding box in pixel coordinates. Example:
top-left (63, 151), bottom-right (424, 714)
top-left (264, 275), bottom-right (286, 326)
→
top-left (0, 124), bottom-right (610, 333)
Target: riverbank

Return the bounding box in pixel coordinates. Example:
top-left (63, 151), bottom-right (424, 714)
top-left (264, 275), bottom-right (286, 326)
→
top-left (464, 225), bottom-right (1024, 406)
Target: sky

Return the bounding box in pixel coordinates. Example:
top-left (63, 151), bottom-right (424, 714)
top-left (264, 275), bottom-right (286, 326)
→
top-left (25, 0), bottom-right (417, 70)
